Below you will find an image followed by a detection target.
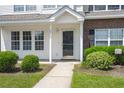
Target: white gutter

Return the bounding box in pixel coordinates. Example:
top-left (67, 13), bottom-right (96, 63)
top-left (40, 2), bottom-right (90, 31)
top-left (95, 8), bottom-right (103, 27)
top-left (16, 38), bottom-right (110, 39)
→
top-left (85, 14), bottom-right (124, 20)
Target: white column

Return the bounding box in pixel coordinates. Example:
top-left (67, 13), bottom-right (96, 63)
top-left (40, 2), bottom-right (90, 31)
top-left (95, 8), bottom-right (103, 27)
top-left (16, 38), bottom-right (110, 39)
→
top-left (0, 27), bottom-right (5, 51)
top-left (123, 29), bottom-right (124, 46)
top-left (108, 29), bottom-right (110, 46)
top-left (49, 23), bottom-right (52, 63)
top-left (80, 21), bottom-right (84, 62)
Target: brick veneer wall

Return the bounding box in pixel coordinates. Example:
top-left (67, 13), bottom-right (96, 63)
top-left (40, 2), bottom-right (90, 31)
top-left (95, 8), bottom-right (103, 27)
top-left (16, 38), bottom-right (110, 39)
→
top-left (84, 18), bottom-right (124, 49)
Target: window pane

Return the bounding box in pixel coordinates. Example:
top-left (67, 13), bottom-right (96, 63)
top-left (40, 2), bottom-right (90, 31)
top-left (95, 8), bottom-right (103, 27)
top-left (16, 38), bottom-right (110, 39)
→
top-left (14, 5), bottom-right (24, 12)
top-left (74, 5), bottom-right (83, 11)
top-left (108, 5), bottom-right (119, 10)
top-left (121, 5), bottom-right (124, 9)
top-left (95, 29), bottom-right (108, 39)
top-left (110, 29), bottom-right (123, 39)
top-left (95, 5), bottom-right (106, 10)
top-left (57, 5), bottom-right (63, 8)
top-left (96, 41), bottom-right (108, 46)
top-left (35, 31), bottom-right (44, 50)
top-left (11, 31), bottom-right (20, 50)
top-left (26, 5), bottom-right (36, 11)
top-left (89, 5), bottom-right (93, 11)
top-left (43, 5), bottom-right (56, 9)
top-left (23, 31), bottom-right (32, 50)
top-left (110, 41), bottom-right (123, 46)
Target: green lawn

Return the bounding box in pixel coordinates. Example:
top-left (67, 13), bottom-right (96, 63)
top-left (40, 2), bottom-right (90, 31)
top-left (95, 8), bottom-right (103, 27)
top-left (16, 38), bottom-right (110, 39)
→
top-left (71, 65), bottom-right (124, 88)
top-left (0, 64), bottom-right (55, 88)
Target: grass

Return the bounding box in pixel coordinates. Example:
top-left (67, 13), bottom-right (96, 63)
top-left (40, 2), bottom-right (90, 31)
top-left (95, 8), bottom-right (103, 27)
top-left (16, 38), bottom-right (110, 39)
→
top-left (0, 64), bottom-right (55, 88)
top-left (71, 64), bottom-right (124, 88)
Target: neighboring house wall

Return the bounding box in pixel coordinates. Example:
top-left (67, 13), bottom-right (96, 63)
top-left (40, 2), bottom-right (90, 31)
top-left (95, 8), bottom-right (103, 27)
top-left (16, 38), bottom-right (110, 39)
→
top-left (0, 5), bottom-right (84, 15)
top-left (84, 18), bottom-right (124, 49)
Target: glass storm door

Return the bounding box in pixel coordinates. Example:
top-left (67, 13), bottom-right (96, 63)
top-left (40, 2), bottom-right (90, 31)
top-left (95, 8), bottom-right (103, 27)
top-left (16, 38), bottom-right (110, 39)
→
top-left (63, 31), bottom-right (73, 56)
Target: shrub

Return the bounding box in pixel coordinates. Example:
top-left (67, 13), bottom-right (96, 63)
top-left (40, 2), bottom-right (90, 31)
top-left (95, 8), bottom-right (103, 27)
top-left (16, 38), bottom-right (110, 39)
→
top-left (21, 55), bottom-right (39, 72)
top-left (85, 51), bottom-right (115, 70)
top-left (0, 51), bottom-right (18, 72)
top-left (84, 46), bottom-right (124, 65)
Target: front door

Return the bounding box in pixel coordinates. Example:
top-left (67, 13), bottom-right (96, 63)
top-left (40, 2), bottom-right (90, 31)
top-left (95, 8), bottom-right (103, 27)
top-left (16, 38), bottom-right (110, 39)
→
top-left (63, 31), bottom-right (73, 57)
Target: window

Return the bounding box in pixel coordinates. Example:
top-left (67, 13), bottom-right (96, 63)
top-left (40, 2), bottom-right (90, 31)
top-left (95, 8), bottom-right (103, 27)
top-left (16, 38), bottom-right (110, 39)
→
top-left (96, 41), bottom-right (108, 46)
top-left (26, 5), bottom-right (36, 11)
top-left (95, 29), bottom-right (108, 40)
top-left (23, 31), bottom-right (32, 50)
top-left (95, 29), bottom-right (124, 46)
top-left (11, 31), bottom-right (20, 50)
top-left (121, 5), bottom-right (124, 9)
top-left (88, 5), bottom-right (93, 11)
top-left (95, 5), bottom-right (106, 11)
top-left (43, 5), bottom-right (56, 9)
top-left (108, 5), bottom-right (120, 10)
top-left (14, 5), bottom-right (24, 12)
top-left (74, 5), bottom-right (83, 11)
top-left (110, 29), bottom-right (123, 46)
top-left (14, 5), bottom-right (36, 12)
top-left (57, 5), bottom-right (63, 8)
top-left (95, 29), bottom-right (108, 46)
top-left (35, 31), bottom-right (44, 50)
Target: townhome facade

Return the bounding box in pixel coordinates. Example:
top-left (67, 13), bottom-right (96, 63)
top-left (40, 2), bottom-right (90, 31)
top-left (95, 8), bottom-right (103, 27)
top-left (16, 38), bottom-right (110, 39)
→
top-left (0, 5), bottom-right (124, 63)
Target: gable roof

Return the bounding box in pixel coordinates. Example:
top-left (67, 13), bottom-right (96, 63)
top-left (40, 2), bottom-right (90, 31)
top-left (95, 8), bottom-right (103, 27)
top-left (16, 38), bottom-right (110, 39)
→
top-left (49, 6), bottom-right (84, 22)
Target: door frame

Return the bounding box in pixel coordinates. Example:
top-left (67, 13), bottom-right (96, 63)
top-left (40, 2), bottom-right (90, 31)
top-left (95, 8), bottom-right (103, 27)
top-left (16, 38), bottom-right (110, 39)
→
top-left (62, 30), bottom-right (74, 59)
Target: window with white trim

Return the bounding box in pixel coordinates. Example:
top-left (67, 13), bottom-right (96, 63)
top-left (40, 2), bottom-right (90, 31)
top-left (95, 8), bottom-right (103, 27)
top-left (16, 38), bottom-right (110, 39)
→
top-left (14, 5), bottom-right (36, 12)
top-left (95, 5), bottom-right (106, 11)
top-left (14, 5), bottom-right (25, 12)
top-left (108, 5), bottom-right (120, 10)
top-left (11, 31), bottom-right (20, 50)
top-left (110, 29), bottom-right (123, 46)
top-left (74, 5), bottom-right (83, 11)
top-left (35, 31), bottom-right (44, 50)
top-left (26, 5), bottom-right (36, 11)
top-left (43, 5), bottom-right (56, 9)
top-left (88, 5), bottom-right (124, 12)
top-left (121, 5), bottom-right (124, 10)
top-left (95, 29), bottom-right (108, 46)
top-left (95, 29), bottom-right (124, 46)
top-left (23, 31), bottom-right (32, 50)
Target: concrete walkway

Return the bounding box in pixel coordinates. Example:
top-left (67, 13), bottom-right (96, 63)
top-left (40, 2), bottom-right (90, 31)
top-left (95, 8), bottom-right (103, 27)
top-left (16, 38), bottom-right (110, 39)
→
top-left (34, 62), bottom-right (74, 88)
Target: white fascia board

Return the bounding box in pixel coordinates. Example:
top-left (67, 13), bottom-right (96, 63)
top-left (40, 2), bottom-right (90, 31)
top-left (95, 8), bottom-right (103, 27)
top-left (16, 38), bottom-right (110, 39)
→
top-left (85, 14), bottom-right (124, 20)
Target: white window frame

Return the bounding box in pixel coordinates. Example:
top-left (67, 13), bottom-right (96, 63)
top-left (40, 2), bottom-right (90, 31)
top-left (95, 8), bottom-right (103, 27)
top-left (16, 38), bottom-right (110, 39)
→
top-left (26, 5), bottom-right (36, 11)
top-left (35, 31), bottom-right (44, 50)
top-left (14, 5), bottom-right (25, 12)
top-left (43, 5), bottom-right (57, 10)
top-left (95, 28), bottom-right (124, 46)
top-left (91, 5), bottom-right (123, 12)
top-left (74, 5), bottom-right (83, 11)
top-left (23, 31), bottom-right (32, 50)
top-left (11, 31), bottom-right (20, 50)
top-left (14, 5), bottom-right (36, 12)
top-left (94, 5), bottom-right (106, 11)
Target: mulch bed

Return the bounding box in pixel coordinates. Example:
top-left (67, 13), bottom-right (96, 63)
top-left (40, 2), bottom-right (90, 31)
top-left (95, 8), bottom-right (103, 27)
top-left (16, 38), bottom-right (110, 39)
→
top-left (75, 64), bottom-right (124, 77)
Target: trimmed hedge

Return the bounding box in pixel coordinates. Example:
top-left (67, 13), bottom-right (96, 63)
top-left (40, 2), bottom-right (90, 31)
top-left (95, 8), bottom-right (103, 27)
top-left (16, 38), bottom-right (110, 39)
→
top-left (84, 46), bottom-right (124, 65)
top-left (21, 55), bottom-right (39, 72)
top-left (86, 51), bottom-right (115, 70)
top-left (0, 51), bottom-right (18, 72)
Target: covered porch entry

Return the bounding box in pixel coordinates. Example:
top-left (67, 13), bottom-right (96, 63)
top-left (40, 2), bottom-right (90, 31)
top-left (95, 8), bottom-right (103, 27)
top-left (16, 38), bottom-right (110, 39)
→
top-left (48, 6), bottom-right (84, 63)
